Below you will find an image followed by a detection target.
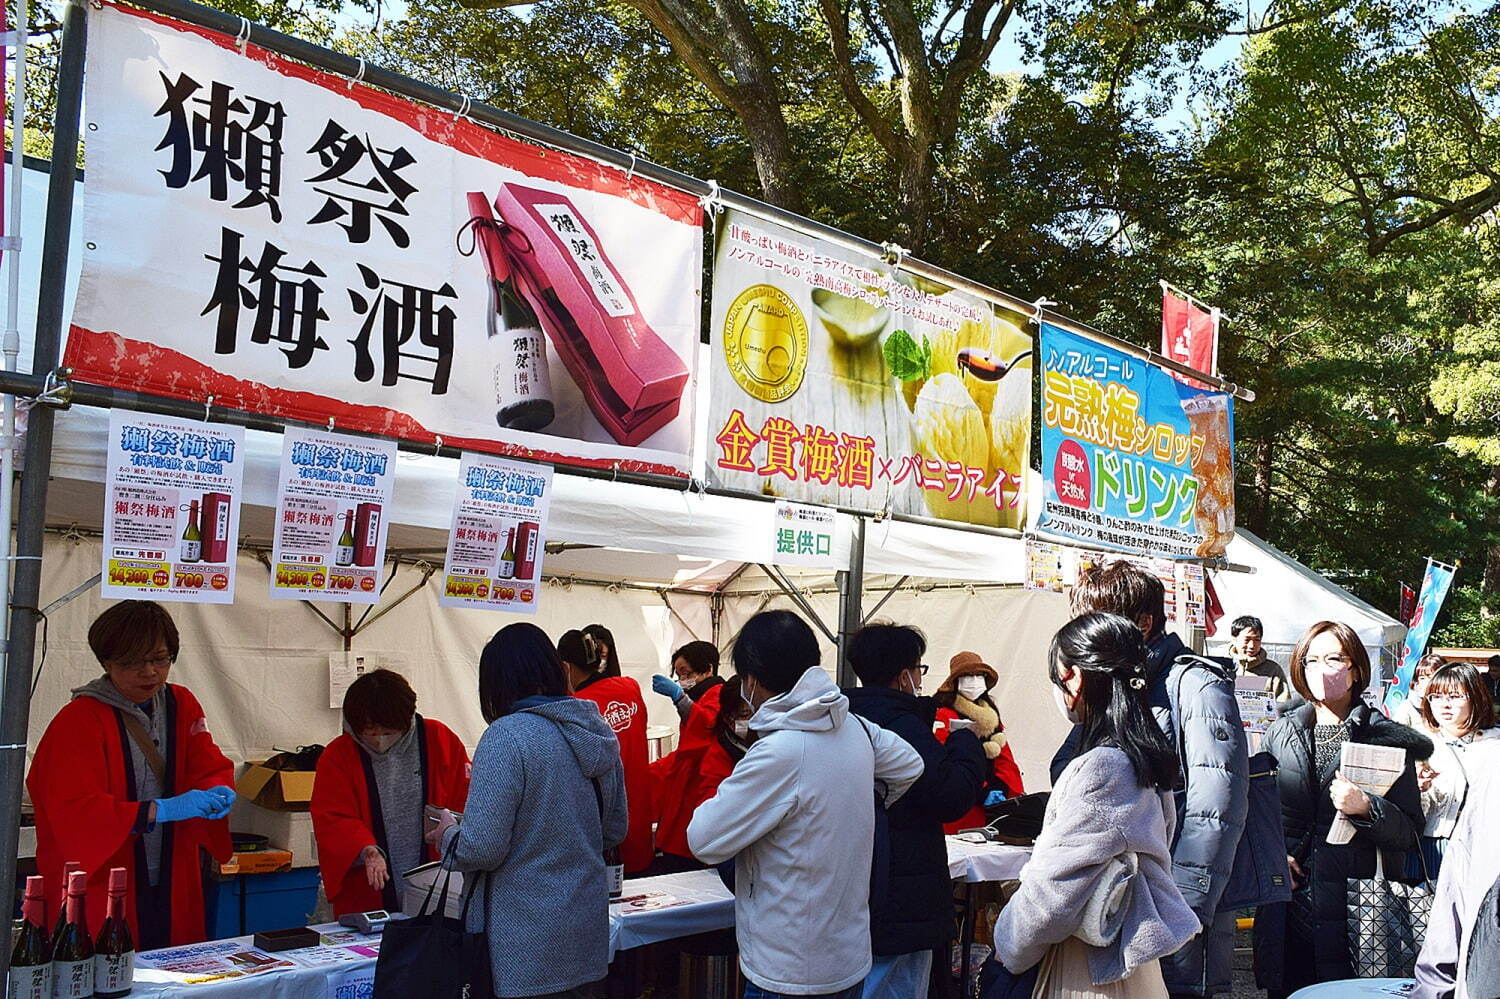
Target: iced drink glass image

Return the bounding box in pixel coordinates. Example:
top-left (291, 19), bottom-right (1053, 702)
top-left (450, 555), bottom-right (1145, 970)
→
top-left (1183, 394), bottom-right (1235, 557)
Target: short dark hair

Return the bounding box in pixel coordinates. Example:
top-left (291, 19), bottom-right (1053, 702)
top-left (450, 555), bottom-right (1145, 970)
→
top-left (673, 640), bottom-right (720, 677)
top-left (1415, 653), bottom-right (1446, 682)
top-left (1488, 654), bottom-right (1500, 672)
top-left (1072, 562), bottom-right (1167, 638)
top-left (1049, 613), bottom-right (1178, 791)
top-left (1288, 621), bottom-right (1370, 704)
top-left (583, 624), bottom-right (621, 677)
top-left (1230, 616), bottom-right (1263, 637)
top-left (479, 623), bottom-right (568, 723)
top-left (1420, 662), bottom-right (1496, 733)
top-left (847, 622), bottom-right (925, 687)
top-left (732, 610), bottom-right (819, 694)
top-left (88, 600), bottom-right (180, 667)
top-left (343, 669), bottom-right (417, 732)
top-left (558, 629), bottom-right (601, 674)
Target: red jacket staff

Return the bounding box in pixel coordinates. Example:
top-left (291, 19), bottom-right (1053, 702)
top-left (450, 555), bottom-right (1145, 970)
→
top-left (28, 601), bottom-right (235, 948)
top-left (560, 629), bottom-right (654, 872)
top-left (311, 669), bottom-right (471, 916)
top-left (934, 651), bottom-right (1025, 833)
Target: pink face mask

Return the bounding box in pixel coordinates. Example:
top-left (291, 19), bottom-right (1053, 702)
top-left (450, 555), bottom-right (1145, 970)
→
top-left (1308, 667), bottom-right (1352, 704)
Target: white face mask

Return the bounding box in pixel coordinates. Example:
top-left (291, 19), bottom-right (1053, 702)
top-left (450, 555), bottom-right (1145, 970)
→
top-left (364, 731), bottom-right (403, 755)
top-left (902, 670), bottom-right (922, 697)
top-left (732, 719), bottom-right (751, 738)
top-left (956, 677), bottom-right (988, 701)
top-left (1052, 683), bottom-right (1080, 725)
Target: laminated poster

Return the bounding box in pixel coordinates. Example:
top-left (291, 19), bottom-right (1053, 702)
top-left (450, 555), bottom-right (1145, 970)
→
top-left (270, 427), bottom-right (397, 604)
top-left (439, 453), bottom-right (553, 612)
top-left (769, 500), bottom-right (838, 569)
top-left (102, 410), bottom-right (245, 603)
top-left (1025, 538), bottom-right (1065, 592)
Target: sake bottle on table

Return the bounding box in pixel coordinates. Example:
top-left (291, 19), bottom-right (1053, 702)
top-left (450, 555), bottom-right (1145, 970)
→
top-left (92, 867), bottom-right (133, 998)
top-left (50, 871), bottom-right (93, 999)
top-left (7, 875), bottom-right (52, 999)
top-left (50, 863), bottom-right (80, 947)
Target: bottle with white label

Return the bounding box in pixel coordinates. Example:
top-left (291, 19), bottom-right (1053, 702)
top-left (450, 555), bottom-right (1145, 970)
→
top-left (498, 528), bottom-right (516, 580)
top-left (50, 871), bottom-right (92, 999)
top-left (179, 500), bottom-right (201, 564)
top-left (8, 875), bottom-right (52, 999)
top-left (335, 510), bottom-right (356, 567)
top-left (93, 867), bottom-right (133, 998)
top-left (488, 273), bottom-right (555, 432)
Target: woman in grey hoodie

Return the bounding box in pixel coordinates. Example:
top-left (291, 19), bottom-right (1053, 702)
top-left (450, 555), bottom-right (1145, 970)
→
top-left (994, 613), bottom-right (1200, 999)
top-left (427, 624), bottom-right (628, 999)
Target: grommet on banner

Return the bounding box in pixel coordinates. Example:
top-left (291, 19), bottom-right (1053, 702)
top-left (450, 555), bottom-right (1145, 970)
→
top-left (347, 58), bottom-right (366, 90)
top-left (233, 17), bottom-right (251, 50)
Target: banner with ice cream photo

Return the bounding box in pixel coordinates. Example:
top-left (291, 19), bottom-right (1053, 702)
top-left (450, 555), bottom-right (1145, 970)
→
top-left (705, 210), bottom-right (1032, 529)
top-left (1037, 321), bottom-right (1235, 558)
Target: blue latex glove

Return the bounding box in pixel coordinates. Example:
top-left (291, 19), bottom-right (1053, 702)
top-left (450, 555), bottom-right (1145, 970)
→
top-left (984, 790), bottom-right (1008, 807)
top-left (155, 788), bottom-right (229, 824)
top-left (204, 785), bottom-right (236, 820)
top-left (651, 674), bottom-right (685, 702)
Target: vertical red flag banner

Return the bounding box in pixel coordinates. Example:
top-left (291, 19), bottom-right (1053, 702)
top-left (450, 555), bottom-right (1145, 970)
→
top-left (1161, 285), bottom-right (1219, 389)
top-left (1399, 582), bottom-right (1416, 627)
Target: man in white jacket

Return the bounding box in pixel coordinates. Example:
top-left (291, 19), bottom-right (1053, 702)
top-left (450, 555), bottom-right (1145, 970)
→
top-left (688, 610), bottom-right (925, 999)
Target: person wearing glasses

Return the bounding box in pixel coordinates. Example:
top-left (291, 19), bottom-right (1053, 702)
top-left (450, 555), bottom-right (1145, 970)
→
top-left (28, 600), bottom-right (237, 948)
top-left (1252, 621), bottom-right (1431, 999)
top-left (844, 623), bottom-right (986, 999)
top-left (1415, 661), bottom-right (1498, 875)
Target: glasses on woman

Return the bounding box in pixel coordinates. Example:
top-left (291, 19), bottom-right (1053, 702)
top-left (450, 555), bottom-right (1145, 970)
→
top-left (1426, 693), bottom-right (1469, 706)
top-left (1304, 654), bottom-right (1351, 671)
top-left (114, 653), bottom-right (175, 674)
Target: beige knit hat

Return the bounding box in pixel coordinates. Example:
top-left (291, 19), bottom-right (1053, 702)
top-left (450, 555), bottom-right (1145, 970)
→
top-left (945, 651), bottom-right (998, 689)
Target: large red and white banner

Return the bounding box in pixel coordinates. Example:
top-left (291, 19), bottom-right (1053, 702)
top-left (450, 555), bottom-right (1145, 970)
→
top-left (1161, 285), bottom-right (1219, 388)
top-left (67, 4), bottom-right (704, 476)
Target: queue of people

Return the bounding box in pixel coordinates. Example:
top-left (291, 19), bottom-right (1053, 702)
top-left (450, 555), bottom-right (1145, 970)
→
top-left (23, 584), bottom-right (1500, 999)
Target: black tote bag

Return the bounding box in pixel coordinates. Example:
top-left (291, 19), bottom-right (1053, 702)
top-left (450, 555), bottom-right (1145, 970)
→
top-left (373, 837), bottom-right (493, 999)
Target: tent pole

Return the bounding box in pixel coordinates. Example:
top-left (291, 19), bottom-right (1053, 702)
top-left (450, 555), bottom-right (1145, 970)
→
top-left (0, 0), bottom-right (85, 975)
top-left (834, 518), bottom-right (867, 688)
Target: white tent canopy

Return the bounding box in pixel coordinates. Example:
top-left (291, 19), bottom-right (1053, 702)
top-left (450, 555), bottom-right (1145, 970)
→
top-left (1207, 529), bottom-right (1405, 680)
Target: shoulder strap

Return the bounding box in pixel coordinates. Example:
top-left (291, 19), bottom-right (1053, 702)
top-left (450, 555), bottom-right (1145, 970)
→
top-left (117, 709), bottom-right (167, 790)
top-left (590, 777), bottom-right (607, 852)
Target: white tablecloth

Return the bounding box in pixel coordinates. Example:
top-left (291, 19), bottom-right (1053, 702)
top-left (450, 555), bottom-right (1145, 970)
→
top-left (1288, 980), bottom-right (1415, 999)
top-left (945, 836), bottom-right (1031, 884)
top-left (129, 845), bottom-right (1029, 996)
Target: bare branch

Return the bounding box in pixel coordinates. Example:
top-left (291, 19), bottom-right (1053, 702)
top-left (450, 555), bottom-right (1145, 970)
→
top-left (818, 0), bottom-right (905, 157)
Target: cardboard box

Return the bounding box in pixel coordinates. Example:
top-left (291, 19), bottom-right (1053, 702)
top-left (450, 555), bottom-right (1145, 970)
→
top-left (237, 760), bottom-right (317, 811)
top-left (217, 849), bottom-right (294, 876)
top-left (231, 799), bottom-right (319, 869)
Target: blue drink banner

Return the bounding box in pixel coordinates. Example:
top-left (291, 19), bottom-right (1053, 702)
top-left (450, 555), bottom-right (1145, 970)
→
top-left (1038, 322), bottom-right (1236, 558)
top-left (1384, 559), bottom-right (1456, 714)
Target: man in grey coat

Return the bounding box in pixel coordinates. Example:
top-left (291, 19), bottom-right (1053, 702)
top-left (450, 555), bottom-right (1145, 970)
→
top-left (1051, 562), bottom-right (1249, 999)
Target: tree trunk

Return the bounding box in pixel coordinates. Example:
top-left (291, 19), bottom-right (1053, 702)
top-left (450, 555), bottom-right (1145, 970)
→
top-left (737, 100), bottom-right (803, 213)
top-left (1485, 464), bottom-right (1500, 597)
top-left (894, 140), bottom-right (934, 253)
top-left (1249, 435), bottom-right (1274, 536)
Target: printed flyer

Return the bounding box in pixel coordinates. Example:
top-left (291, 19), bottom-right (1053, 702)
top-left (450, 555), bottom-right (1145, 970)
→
top-left (769, 500), bottom-right (838, 569)
top-left (439, 453), bottom-right (553, 612)
top-left (270, 427), bottom-right (398, 603)
top-left (102, 410), bottom-right (245, 603)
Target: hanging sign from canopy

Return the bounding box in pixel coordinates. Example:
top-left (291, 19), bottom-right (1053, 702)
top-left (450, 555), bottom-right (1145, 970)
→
top-left (102, 411), bottom-right (246, 603)
top-left (705, 209), bottom-right (1032, 528)
top-left (439, 453), bottom-right (553, 613)
top-left (65, 3), bottom-right (704, 478)
top-left (1038, 321), bottom-right (1236, 558)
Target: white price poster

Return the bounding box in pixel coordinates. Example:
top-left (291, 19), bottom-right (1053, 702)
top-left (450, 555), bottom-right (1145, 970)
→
top-left (103, 411), bottom-right (246, 603)
top-left (439, 453), bottom-right (553, 612)
top-left (271, 427), bottom-right (398, 603)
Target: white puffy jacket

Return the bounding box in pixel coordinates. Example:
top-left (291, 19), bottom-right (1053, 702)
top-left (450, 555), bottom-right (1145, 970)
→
top-left (1421, 727), bottom-right (1500, 840)
top-left (687, 667), bottom-right (924, 995)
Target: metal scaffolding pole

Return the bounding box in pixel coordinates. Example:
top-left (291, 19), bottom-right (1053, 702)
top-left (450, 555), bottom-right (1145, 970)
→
top-left (0, 0), bottom-right (84, 982)
top-left (834, 517), bottom-right (867, 689)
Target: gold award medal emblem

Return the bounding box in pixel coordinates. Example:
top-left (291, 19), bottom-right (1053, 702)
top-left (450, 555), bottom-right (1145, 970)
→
top-left (723, 284), bottom-right (809, 403)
